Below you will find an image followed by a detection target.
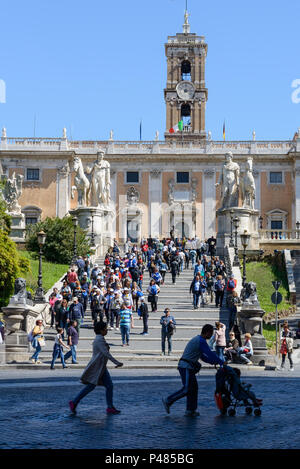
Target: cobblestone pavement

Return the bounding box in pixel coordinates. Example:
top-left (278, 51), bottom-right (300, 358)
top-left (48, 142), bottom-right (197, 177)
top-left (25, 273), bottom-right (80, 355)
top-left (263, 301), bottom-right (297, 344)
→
top-left (1, 369), bottom-right (300, 449)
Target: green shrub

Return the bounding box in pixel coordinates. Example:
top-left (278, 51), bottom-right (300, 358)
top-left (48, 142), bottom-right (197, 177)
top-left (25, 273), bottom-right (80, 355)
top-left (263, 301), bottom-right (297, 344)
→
top-left (25, 216), bottom-right (92, 264)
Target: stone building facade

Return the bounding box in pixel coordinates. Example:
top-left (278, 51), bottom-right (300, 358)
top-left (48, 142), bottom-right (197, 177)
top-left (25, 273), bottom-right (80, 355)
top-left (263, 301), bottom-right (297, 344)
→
top-left (1, 11), bottom-right (300, 245)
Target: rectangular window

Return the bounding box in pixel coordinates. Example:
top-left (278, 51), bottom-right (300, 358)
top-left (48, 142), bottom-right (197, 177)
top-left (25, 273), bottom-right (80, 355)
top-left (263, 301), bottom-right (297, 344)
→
top-left (25, 217), bottom-right (38, 225)
top-left (26, 168), bottom-right (40, 181)
top-left (126, 171), bottom-right (139, 183)
top-left (269, 172), bottom-right (283, 184)
top-left (176, 172), bottom-right (189, 184)
top-left (271, 220), bottom-right (283, 230)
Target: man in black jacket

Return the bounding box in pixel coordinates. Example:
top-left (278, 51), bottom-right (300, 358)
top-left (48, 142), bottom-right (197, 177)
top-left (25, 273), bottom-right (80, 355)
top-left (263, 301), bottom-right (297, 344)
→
top-left (139, 297), bottom-right (149, 335)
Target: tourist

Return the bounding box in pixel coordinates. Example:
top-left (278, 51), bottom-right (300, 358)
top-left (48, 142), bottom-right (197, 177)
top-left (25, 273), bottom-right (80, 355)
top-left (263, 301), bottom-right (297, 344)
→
top-left (80, 272), bottom-right (91, 313)
top-left (170, 257), bottom-right (178, 284)
top-left (147, 279), bottom-right (160, 312)
top-left (228, 291), bottom-right (240, 330)
top-left (162, 324), bottom-right (225, 416)
top-left (205, 272), bottom-right (215, 304)
top-left (90, 288), bottom-right (106, 326)
top-left (69, 321), bottom-right (123, 415)
top-left (238, 333), bottom-right (253, 365)
top-left (152, 267), bottom-right (162, 286)
top-left (119, 303), bottom-right (134, 346)
top-left (110, 292), bottom-right (122, 330)
top-left (214, 274), bottom-right (225, 308)
top-left (160, 308), bottom-right (176, 356)
top-left (61, 280), bottom-right (72, 302)
top-left (67, 268), bottom-right (78, 291)
top-left (224, 331), bottom-right (240, 362)
top-left (68, 297), bottom-right (84, 336)
top-left (56, 298), bottom-right (69, 339)
top-left (190, 273), bottom-right (202, 309)
top-left (213, 322), bottom-right (226, 361)
top-left (30, 319), bottom-right (45, 364)
top-left (50, 327), bottom-right (70, 369)
top-left (138, 296), bottom-right (149, 335)
top-left (278, 323), bottom-right (294, 371)
top-left (64, 320), bottom-right (79, 364)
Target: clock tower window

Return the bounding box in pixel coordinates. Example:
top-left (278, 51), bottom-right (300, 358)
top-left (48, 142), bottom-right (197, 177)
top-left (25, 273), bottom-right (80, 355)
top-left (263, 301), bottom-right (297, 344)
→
top-left (181, 60), bottom-right (191, 81)
top-left (181, 104), bottom-right (191, 130)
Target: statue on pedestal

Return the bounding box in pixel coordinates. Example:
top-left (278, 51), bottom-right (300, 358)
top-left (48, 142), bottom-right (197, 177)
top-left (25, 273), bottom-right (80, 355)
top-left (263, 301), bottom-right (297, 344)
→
top-left (1, 172), bottom-right (24, 214)
top-left (215, 152), bottom-right (240, 208)
top-left (86, 151), bottom-right (111, 207)
top-left (71, 156), bottom-right (90, 206)
top-left (241, 157), bottom-right (256, 210)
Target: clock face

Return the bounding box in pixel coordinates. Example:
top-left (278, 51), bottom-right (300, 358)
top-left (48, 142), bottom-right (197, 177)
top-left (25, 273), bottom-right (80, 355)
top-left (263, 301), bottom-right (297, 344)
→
top-left (176, 81), bottom-right (195, 100)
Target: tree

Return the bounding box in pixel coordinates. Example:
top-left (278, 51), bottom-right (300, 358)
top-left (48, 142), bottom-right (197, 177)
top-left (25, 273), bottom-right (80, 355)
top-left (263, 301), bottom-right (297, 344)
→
top-left (25, 216), bottom-right (93, 264)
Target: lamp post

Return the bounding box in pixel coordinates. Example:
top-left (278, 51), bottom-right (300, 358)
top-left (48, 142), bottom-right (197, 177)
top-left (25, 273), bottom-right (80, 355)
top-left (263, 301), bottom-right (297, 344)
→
top-left (229, 209), bottom-right (234, 247)
top-left (34, 230), bottom-right (47, 303)
top-left (233, 216), bottom-right (240, 267)
top-left (240, 230), bottom-right (251, 287)
top-left (90, 209), bottom-right (96, 247)
top-left (296, 221), bottom-right (300, 240)
top-left (72, 216), bottom-right (78, 264)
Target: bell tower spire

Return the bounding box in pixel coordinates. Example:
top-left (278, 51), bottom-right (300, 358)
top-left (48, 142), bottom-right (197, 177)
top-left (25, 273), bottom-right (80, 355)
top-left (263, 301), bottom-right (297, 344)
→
top-left (164, 2), bottom-right (208, 141)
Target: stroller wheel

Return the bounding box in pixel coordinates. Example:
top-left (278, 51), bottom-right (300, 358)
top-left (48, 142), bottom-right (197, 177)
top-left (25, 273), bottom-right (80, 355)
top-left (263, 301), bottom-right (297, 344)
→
top-left (245, 406), bottom-right (252, 415)
top-left (254, 408), bottom-right (262, 416)
top-left (228, 408), bottom-right (236, 417)
top-left (220, 408), bottom-right (227, 416)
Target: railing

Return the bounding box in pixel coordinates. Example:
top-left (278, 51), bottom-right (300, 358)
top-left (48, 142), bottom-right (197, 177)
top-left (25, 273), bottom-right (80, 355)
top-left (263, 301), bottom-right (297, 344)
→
top-left (259, 229), bottom-right (300, 241)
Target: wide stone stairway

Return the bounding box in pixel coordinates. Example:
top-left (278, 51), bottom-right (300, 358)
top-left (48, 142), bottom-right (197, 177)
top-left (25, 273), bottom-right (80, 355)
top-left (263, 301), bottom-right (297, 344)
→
top-left (41, 258), bottom-right (230, 369)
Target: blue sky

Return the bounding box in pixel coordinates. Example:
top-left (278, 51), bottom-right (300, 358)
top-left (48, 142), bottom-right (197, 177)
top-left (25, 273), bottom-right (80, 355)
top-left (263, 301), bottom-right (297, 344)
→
top-left (0, 0), bottom-right (299, 141)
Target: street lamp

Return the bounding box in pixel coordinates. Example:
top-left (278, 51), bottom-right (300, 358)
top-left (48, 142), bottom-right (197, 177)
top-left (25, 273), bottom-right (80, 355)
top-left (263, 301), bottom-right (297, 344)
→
top-left (296, 221), bottom-right (300, 240)
top-left (233, 216), bottom-right (240, 267)
top-left (240, 230), bottom-right (251, 286)
top-left (90, 209), bottom-right (96, 247)
top-left (34, 230), bottom-right (47, 303)
top-left (72, 216), bottom-right (78, 264)
top-left (229, 209), bottom-right (234, 247)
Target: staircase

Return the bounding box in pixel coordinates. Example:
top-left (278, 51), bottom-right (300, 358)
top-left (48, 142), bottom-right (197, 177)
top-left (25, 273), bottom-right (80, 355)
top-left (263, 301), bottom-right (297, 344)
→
top-left (41, 258), bottom-right (231, 369)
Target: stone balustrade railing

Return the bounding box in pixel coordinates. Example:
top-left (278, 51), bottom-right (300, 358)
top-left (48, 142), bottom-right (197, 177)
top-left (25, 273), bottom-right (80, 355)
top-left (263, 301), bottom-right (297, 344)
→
top-left (1, 135), bottom-right (298, 154)
top-left (259, 229), bottom-right (300, 241)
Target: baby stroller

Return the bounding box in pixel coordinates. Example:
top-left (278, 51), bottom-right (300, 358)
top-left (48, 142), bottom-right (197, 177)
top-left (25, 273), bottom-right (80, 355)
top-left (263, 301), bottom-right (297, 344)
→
top-left (215, 366), bottom-right (263, 416)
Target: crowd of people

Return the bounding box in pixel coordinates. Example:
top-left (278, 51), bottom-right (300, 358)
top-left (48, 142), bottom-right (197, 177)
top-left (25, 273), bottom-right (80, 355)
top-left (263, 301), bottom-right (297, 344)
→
top-left (26, 235), bottom-right (300, 371)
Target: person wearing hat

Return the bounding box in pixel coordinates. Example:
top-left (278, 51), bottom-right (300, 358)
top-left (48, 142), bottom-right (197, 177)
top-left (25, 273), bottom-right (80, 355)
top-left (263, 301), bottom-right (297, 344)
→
top-left (91, 288), bottom-right (106, 326)
top-left (91, 264), bottom-right (101, 286)
top-left (68, 297), bottom-right (84, 337)
top-left (237, 333), bottom-right (253, 365)
top-left (80, 272), bottom-right (91, 314)
top-left (138, 297), bottom-right (149, 335)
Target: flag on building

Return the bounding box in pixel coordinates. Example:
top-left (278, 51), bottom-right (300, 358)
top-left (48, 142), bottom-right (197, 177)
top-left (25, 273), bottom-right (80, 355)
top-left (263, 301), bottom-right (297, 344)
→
top-left (223, 120), bottom-right (226, 140)
top-left (169, 120), bottom-right (183, 133)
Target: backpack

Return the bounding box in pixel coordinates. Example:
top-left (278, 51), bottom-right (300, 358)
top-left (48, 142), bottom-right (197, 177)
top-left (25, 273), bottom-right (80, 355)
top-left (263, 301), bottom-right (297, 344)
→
top-left (167, 322), bottom-right (176, 336)
top-left (215, 280), bottom-right (224, 291)
top-left (228, 280), bottom-right (235, 289)
top-left (27, 329), bottom-right (34, 342)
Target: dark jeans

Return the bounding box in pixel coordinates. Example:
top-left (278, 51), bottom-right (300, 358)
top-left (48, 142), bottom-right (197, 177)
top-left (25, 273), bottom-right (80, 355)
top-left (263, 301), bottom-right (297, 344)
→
top-left (120, 324), bottom-right (130, 345)
top-left (110, 310), bottom-right (120, 328)
top-left (166, 367), bottom-right (198, 412)
top-left (161, 330), bottom-right (172, 353)
top-left (281, 353), bottom-right (293, 367)
top-left (193, 292), bottom-right (200, 308)
top-left (72, 369), bottom-right (113, 408)
top-left (142, 314), bottom-right (149, 333)
top-left (50, 344), bottom-right (66, 368)
top-left (215, 291), bottom-right (224, 307)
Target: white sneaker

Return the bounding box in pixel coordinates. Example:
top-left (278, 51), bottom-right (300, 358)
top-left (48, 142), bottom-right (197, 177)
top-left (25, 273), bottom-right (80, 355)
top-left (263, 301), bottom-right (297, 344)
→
top-left (289, 367), bottom-right (294, 371)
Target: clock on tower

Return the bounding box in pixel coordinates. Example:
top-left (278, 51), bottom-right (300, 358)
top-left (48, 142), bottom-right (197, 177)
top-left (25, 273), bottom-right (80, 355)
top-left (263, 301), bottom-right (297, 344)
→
top-left (164, 9), bottom-right (208, 141)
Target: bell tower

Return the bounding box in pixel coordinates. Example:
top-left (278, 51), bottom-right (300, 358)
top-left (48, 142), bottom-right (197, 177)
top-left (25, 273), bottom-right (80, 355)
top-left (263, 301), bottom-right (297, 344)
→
top-left (164, 9), bottom-right (208, 141)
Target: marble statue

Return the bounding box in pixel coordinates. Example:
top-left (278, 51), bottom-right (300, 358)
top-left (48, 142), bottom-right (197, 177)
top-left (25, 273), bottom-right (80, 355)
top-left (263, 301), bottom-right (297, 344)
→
top-left (241, 157), bottom-right (256, 209)
top-left (9, 278), bottom-right (32, 306)
top-left (155, 130), bottom-right (159, 141)
top-left (240, 281), bottom-right (260, 306)
top-left (86, 151), bottom-right (111, 206)
top-left (109, 130), bottom-right (114, 141)
top-left (215, 152), bottom-right (240, 208)
top-left (207, 131), bottom-right (212, 141)
top-left (252, 130), bottom-right (256, 141)
top-left (71, 156), bottom-right (90, 206)
top-left (168, 179), bottom-right (175, 205)
top-left (1, 172), bottom-right (24, 214)
top-left (63, 127), bottom-right (67, 139)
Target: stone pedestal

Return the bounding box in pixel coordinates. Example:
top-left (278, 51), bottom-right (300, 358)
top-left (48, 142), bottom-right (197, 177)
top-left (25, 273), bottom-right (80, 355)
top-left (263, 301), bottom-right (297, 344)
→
top-left (69, 206), bottom-right (113, 255)
top-left (216, 206), bottom-right (259, 256)
top-left (9, 212), bottom-right (26, 243)
top-left (238, 304), bottom-right (275, 367)
top-left (1, 304), bottom-right (31, 363)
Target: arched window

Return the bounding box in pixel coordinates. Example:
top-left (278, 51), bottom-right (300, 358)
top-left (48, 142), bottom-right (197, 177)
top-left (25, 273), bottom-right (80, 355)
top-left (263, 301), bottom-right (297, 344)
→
top-left (181, 60), bottom-right (191, 81)
top-left (181, 104), bottom-right (191, 130)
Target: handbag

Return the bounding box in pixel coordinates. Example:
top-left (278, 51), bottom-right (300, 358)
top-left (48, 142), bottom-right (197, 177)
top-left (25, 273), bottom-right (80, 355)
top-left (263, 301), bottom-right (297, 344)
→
top-left (147, 295), bottom-right (154, 303)
top-left (38, 337), bottom-right (46, 347)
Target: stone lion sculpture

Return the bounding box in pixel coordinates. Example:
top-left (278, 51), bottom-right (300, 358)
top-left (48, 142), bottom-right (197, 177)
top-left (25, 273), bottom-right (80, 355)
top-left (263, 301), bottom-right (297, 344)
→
top-left (10, 278), bottom-right (32, 305)
top-left (241, 281), bottom-right (259, 305)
